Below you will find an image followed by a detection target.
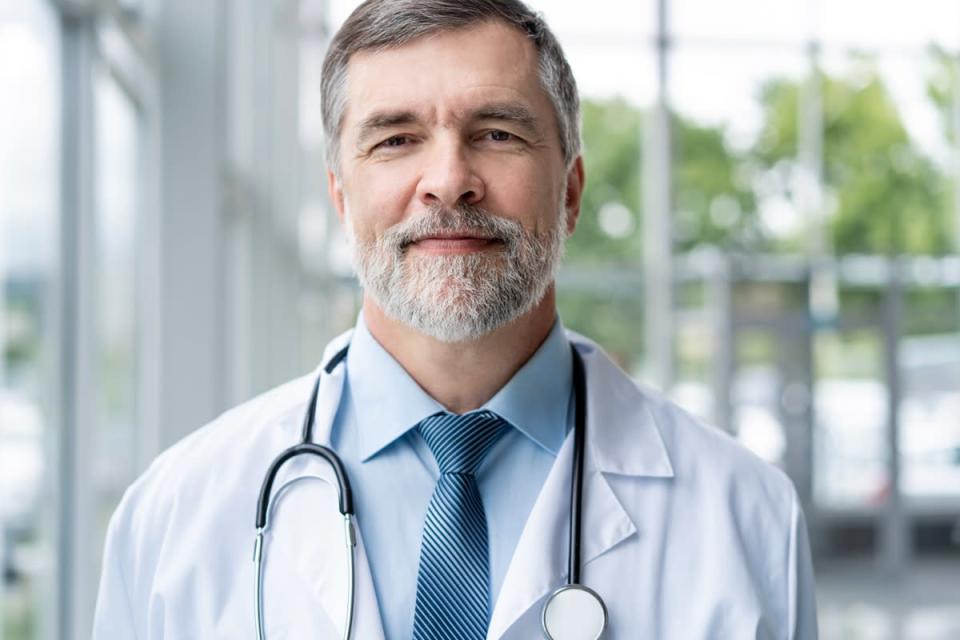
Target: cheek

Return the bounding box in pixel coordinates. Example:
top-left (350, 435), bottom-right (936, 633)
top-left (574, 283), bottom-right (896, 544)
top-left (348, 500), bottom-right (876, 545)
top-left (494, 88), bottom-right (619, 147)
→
top-left (480, 159), bottom-right (562, 230)
top-left (343, 165), bottom-right (417, 234)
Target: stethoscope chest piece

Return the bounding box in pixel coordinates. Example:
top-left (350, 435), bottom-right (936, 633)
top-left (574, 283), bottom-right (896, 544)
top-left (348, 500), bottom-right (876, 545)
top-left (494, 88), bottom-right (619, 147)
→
top-left (541, 584), bottom-right (607, 640)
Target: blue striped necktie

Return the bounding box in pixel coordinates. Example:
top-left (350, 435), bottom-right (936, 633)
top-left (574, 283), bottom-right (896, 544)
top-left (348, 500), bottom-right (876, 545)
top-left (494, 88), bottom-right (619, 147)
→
top-left (413, 410), bottom-right (508, 640)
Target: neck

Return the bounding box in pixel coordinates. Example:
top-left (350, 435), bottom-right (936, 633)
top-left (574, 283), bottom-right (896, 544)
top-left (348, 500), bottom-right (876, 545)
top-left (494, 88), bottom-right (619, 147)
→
top-left (362, 289), bottom-right (558, 414)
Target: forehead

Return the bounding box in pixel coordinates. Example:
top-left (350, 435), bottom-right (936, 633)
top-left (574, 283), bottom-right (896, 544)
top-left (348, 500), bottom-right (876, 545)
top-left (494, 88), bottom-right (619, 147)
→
top-left (341, 20), bottom-right (548, 128)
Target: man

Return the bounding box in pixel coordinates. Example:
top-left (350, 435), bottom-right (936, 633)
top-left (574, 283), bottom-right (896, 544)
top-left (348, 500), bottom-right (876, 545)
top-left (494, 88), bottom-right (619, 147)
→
top-left (94, 0), bottom-right (818, 638)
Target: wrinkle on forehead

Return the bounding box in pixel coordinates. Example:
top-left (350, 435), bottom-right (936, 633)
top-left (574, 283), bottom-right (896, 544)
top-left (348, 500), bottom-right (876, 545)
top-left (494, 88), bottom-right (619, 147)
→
top-left (340, 21), bottom-right (548, 136)
top-left (357, 89), bottom-right (540, 127)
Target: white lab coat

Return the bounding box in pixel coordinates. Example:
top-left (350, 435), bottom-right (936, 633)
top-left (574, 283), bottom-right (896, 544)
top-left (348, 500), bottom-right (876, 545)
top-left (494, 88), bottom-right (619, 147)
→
top-left (93, 330), bottom-right (818, 639)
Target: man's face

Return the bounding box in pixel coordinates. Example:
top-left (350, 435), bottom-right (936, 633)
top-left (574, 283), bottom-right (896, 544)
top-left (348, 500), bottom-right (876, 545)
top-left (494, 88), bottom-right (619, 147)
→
top-left (328, 20), bottom-right (584, 342)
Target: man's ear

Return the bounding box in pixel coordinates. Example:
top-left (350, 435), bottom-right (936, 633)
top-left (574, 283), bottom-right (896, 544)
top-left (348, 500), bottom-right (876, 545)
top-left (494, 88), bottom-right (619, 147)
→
top-left (327, 169), bottom-right (347, 226)
top-left (564, 156), bottom-right (585, 235)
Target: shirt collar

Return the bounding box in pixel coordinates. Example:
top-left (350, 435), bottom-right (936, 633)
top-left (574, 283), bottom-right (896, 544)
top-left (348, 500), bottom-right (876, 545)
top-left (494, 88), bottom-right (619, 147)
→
top-left (347, 314), bottom-right (572, 462)
top-left (482, 318), bottom-right (571, 455)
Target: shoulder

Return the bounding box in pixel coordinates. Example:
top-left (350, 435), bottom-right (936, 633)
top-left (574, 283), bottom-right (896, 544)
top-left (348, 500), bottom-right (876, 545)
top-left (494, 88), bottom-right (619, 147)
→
top-left (647, 387), bottom-right (797, 507)
top-left (569, 328), bottom-right (797, 516)
top-left (118, 329), bottom-right (354, 525)
top-left (97, 331), bottom-right (354, 630)
top-left (111, 372), bottom-right (316, 543)
top-left (145, 373), bottom-right (313, 486)
top-left (95, 369), bottom-right (320, 629)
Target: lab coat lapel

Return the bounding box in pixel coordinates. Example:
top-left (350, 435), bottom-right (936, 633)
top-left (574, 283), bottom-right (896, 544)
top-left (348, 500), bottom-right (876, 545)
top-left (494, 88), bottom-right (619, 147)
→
top-left (276, 332), bottom-right (387, 640)
top-left (485, 430), bottom-right (633, 639)
top-left (487, 338), bottom-right (674, 639)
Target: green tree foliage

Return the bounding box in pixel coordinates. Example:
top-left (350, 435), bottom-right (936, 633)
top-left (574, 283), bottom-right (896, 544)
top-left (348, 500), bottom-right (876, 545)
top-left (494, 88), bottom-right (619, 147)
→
top-left (565, 98), bottom-right (644, 265)
top-left (673, 116), bottom-right (760, 252)
top-left (754, 60), bottom-right (952, 255)
top-left (924, 45), bottom-right (958, 146)
top-left (567, 97), bottom-right (761, 264)
top-left (560, 98), bottom-right (646, 368)
top-left (571, 57), bottom-right (953, 261)
top-left (562, 59), bottom-right (956, 365)
top-left (562, 97), bottom-right (761, 368)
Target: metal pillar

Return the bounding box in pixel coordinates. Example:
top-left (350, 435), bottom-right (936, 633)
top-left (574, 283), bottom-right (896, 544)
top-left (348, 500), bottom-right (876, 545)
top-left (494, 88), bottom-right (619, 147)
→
top-left (643, 0), bottom-right (674, 390)
top-left (1, 524), bottom-right (4, 639)
top-left (222, 0), bottom-right (308, 404)
top-left (708, 251), bottom-right (735, 434)
top-left (880, 260), bottom-right (909, 575)
top-left (778, 278), bottom-right (816, 509)
top-left (951, 56), bottom-right (960, 358)
top-left (953, 55), bottom-right (960, 255)
top-left (156, 0), bottom-right (228, 446)
top-left (58, 8), bottom-right (97, 638)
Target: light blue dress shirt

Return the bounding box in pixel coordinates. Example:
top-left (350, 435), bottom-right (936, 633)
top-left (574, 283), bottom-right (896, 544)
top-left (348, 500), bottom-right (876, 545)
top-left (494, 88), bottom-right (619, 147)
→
top-left (329, 314), bottom-right (573, 640)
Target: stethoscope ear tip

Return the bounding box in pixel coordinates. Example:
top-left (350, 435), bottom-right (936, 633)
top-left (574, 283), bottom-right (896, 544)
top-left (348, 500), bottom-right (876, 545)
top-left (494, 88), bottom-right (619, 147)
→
top-left (540, 584), bottom-right (607, 640)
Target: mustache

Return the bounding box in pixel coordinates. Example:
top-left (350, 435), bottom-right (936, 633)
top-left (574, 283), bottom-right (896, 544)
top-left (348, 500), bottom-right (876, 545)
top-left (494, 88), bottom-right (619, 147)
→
top-left (382, 204), bottom-right (525, 250)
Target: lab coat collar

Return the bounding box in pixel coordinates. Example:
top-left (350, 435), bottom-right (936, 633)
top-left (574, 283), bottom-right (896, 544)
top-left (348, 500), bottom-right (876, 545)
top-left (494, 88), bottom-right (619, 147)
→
top-left (309, 329), bottom-right (353, 446)
top-left (487, 334), bottom-right (674, 638)
top-left (572, 332), bottom-right (675, 479)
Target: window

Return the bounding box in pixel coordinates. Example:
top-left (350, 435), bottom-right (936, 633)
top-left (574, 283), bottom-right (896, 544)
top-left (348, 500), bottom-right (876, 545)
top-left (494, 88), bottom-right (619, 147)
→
top-left (90, 62), bottom-right (142, 598)
top-left (0, 1), bottom-right (61, 637)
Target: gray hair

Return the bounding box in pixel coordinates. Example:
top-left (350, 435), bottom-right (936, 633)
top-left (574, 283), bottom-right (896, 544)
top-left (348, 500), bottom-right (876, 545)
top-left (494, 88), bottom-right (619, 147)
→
top-left (320, 0), bottom-right (581, 175)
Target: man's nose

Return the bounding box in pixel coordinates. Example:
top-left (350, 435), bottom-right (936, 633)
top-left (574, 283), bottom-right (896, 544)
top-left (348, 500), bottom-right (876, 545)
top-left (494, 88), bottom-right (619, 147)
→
top-left (415, 138), bottom-right (485, 208)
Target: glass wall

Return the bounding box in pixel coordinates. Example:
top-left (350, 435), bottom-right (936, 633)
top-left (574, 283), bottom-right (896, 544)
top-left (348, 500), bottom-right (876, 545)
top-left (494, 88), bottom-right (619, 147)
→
top-left (0, 1), bottom-right (60, 637)
top-left (556, 37), bottom-right (654, 375)
top-left (91, 62), bottom-right (141, 609)
top-left (3, 0), bottom-right (959, 638)
top-left (1, 1), bottom-right (153, 637)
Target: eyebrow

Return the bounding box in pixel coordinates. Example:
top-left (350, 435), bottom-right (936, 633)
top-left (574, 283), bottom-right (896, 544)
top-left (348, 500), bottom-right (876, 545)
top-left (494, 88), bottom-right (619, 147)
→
top-left (355, 110), bottom-right (420, 148)
top-left (469, 102), bottom-right (542, 138)
top-left (354, 101), bottom-right (543, 148)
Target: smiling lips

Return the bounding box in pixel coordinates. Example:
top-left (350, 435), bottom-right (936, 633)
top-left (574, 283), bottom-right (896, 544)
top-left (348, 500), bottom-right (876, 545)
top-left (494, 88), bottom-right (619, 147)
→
top-left (409, 232), bottom-right (502, 254)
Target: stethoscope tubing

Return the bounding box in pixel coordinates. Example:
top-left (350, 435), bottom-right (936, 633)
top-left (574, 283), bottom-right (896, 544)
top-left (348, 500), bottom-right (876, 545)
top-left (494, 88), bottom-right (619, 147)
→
top-left (254, 346), bottom-right (356, 640)
top-left (254, 342), bottom-right (598, 640)
top-left (568, 344), bottom-right (587, 586)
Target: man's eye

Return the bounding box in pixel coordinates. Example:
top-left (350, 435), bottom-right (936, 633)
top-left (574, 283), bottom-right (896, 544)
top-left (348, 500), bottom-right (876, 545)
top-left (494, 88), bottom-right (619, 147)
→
top-left (379, 135), bottom-right (409, 148)
top-left (487, 130), bottom-right (513, 142)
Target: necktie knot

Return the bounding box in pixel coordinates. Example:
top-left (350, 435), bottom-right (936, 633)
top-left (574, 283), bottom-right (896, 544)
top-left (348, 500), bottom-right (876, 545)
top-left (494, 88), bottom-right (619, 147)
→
top-left (418, 410), bottom-right (507, 475)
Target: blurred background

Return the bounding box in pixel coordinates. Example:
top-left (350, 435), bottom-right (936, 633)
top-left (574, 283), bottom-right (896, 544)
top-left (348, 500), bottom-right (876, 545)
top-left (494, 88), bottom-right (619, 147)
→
top-left (1, 0), bottom-right (959, 638)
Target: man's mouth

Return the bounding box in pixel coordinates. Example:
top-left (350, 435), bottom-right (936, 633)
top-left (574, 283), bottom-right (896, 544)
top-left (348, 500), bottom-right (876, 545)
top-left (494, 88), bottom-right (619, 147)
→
top-left (405, 231), bottom-right (503, 254)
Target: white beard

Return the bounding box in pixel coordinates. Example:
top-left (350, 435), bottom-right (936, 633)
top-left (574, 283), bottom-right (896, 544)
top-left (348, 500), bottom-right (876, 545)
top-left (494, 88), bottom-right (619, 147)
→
top-left (346, 199), bottom-right (567, 343)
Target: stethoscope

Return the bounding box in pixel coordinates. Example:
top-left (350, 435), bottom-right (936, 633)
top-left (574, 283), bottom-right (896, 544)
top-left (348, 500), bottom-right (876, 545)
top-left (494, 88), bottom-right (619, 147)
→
top-left (254, 342), bottom-right (607, 640)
